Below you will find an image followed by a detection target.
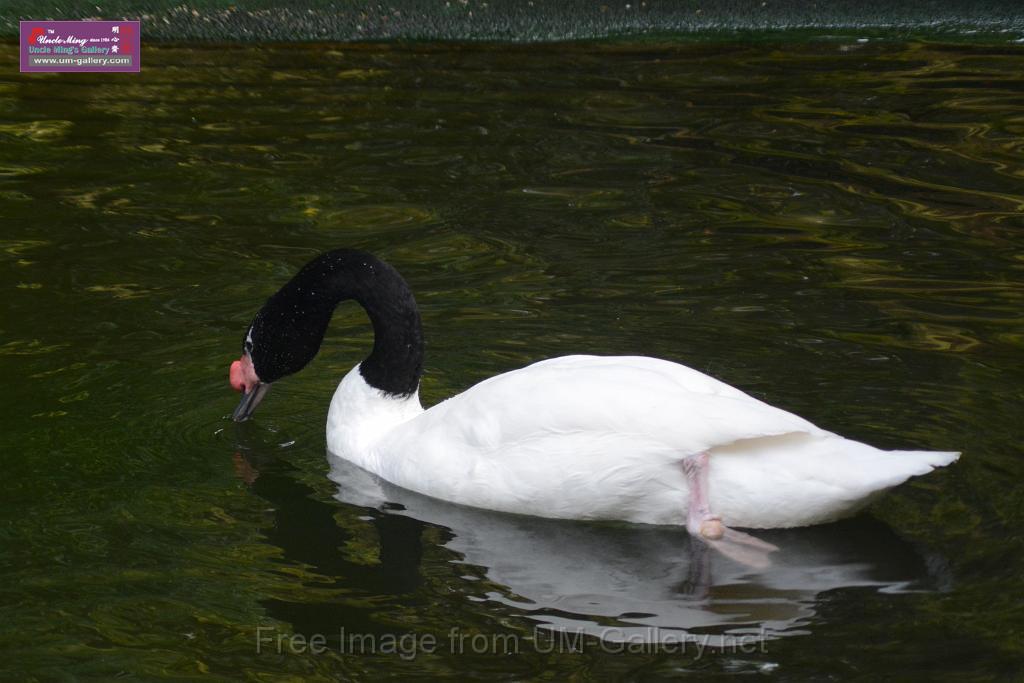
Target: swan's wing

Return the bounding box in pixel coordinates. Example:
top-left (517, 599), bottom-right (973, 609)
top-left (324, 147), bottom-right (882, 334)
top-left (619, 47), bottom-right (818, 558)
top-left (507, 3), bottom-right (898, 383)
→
top-left (375, 355), bottom-right (956, 526)
top-left (375, 356), bottom-right (822, 515)
top-left (408, 355), bottom-right (824, 458)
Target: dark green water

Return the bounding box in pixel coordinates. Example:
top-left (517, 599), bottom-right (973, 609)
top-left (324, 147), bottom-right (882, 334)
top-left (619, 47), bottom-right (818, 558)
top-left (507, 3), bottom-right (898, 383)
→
top-left (1, 41), bottom-right (1022, 680)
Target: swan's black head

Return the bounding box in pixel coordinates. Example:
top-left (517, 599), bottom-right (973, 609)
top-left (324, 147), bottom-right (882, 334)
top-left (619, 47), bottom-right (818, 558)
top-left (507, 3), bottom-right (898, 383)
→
top-left (229, 249), bottom-right (424, 421)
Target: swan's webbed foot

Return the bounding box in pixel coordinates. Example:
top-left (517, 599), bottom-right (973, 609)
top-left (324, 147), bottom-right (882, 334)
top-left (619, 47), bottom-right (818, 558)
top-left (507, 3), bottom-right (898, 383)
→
top-left (702, 526), bottom-right (778, 569)
top-left (682, 452), bottom-right (778, 569)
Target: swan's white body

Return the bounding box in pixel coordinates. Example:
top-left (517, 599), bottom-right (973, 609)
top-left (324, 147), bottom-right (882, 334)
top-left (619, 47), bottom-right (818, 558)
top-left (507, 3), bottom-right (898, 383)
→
top-left (326, 355), bottom-right (958, 529)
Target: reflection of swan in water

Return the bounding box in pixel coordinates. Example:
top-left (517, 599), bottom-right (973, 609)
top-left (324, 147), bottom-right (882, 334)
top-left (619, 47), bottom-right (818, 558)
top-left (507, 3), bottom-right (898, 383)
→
top-left (329, 456), bottom-right (950, 644)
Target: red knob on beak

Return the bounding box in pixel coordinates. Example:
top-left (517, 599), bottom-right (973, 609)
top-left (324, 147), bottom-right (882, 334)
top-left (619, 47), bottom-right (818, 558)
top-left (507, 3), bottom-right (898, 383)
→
top-left (229, 359), bottom-right (244, 392)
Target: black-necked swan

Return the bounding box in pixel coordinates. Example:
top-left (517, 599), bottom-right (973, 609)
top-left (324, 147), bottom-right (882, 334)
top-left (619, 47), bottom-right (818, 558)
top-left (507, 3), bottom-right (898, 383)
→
top-left (228, 248), bottom-right (959, 565)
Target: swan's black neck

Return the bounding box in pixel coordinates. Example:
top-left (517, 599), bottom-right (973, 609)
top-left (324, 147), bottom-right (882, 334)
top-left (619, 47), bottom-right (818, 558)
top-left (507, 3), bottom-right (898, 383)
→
top-left (244, 249), bottom-right (423, 396)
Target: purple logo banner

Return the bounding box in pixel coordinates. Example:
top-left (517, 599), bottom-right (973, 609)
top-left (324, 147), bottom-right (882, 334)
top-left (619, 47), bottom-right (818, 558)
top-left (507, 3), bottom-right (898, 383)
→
top-left (20, 20), bottom-right (140, 73)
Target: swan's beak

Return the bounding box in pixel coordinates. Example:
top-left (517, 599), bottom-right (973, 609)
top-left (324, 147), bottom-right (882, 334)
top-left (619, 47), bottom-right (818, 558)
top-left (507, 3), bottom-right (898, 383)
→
top-left (232, 381), bottom-right (270, 422)
top-left (229, 355), bottom-right (269, 422)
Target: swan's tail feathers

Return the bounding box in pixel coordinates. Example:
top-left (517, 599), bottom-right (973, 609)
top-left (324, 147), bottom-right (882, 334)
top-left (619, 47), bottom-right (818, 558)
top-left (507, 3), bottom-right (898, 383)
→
top-left (705, 435), bottom-right (959, 528)
top-left (861, 448), bottom-right (960, 494)
top-left (893, 449), bottom-right (960, 473)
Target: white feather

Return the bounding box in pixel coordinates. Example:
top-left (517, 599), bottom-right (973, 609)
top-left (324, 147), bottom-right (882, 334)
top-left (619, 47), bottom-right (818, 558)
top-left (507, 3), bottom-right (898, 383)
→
top-left (327, 355), bottom-right (958, 528)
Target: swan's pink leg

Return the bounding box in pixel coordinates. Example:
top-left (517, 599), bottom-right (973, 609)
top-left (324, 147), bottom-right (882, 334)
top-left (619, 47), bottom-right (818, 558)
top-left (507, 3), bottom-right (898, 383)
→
top-left (681, 452), bottom-right (722, 538)
top-left (682, 452), bottom-right (779, 568)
